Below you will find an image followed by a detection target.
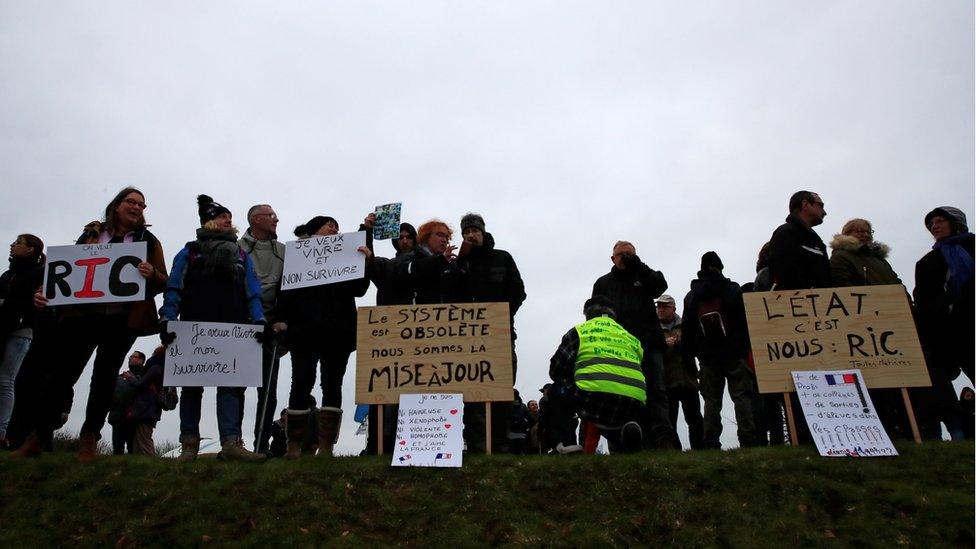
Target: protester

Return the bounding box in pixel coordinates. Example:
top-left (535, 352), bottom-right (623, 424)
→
top-left (549, 296), bottom-right (646, 454)
top-left (526, 399), bottom-right (540, 453)
top-left (0, 234), bottom-right (45, 448)
top-left (14, 188), bottom-right (168, 461)
top-left (401, 219), bottom-right (462, 304)
top-left (237, 203), bottom-right (286, 454)
top-left (960, 388), bottom-right (975, 440)
top-left (682, 252), bottom-right (758, 449)
top-left (362, 222), bottom-right (416, 455)
top-left (656, 294), bottom-right (704, 450)
top-left (592, 240), bottom-right (677, 449)
top-left (159, 194), bottom-right (268, 462)
top-left (912, 207), bottom-right (973, 440)
top-left (457, 213), bottom-right (527, 453)
top-left (274, 214), bottom-right (372, 458)
top-left (767, 190), bottom-right (830, 290)
top-left (108, 347), bottom-right (166, 456)
top-left (536, 383), bottom-right (579, 454)
top-left (108, 351), bottom-right (147, 454)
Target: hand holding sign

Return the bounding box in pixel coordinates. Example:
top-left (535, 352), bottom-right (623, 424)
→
top-left (42, 242), bottom-right (148, 306)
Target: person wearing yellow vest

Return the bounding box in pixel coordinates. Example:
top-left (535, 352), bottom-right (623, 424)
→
top-left (548, 296), bottom-right (646, 453)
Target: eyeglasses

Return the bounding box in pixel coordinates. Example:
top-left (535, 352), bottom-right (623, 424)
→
top-left (122, 198), bottom-right (147, 209)
top-left (255, 213), bottom-right (279, 220)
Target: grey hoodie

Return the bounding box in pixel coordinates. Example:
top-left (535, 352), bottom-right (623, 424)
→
top-left (238, 229), bottom-right (286, 316)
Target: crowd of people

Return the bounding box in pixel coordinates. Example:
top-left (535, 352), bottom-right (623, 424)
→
top-left (0, 188), bottom-right (971, 460)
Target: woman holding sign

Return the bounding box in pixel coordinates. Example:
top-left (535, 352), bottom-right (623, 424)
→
top-left (159, 195), bottom-right (269, 462)
top-left (274, 214), bottom-right (373, 458)
top-left (14, 188), bottom-right (168, 461)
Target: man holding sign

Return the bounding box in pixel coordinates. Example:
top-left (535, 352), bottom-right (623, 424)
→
top-left (15, 188), bottom-right (168, 462)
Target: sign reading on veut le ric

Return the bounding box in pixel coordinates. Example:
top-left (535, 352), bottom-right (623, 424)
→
top-left (392, 393), bottom-right (464, 468)
top-left (280, 231), bottom-right (367, 291)
top-left (43, 242), bottom-right (147, 306)
top-left (743, 285), bottom-right (930, 393)
top-left (355, 302), bottom-right (513, 404)
top-left (793, 370), bottom-right (898, 457)
top-left (163, 321), bottom-right (263, 387)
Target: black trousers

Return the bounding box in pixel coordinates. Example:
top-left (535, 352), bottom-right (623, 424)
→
top-left (289, 347), bottom-right (350, 409)
top-left (666, 386), bottom-right (704, 449)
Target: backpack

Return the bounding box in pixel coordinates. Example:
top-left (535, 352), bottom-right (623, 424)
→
top-left (158, 386), bottom-right (179, 411)
top-left (697, 297), bottom-right (727, 343)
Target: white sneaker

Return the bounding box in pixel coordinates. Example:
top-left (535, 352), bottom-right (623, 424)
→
top-left (556, 442), bottom-right (583, 454)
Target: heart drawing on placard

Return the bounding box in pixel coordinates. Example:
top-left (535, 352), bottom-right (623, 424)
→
top-left (444, 424), bottom-right (452, 429)
top-left (450, 409), bottom-right (458, 415)
top-left (399, 440), bottom-right (406, 445)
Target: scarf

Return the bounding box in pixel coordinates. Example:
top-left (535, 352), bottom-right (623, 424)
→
top-left (195, 229), bottom-right (240, 278)
top-left (933, 232), bottom-right (974, 298)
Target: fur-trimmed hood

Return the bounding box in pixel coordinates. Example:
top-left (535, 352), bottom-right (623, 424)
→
top-left (830, 234), bottom-right (890, 258)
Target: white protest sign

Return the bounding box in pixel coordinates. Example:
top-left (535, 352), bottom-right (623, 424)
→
top-left (163, 321), bottom-right (264, 387)
top-left (280, 231), bottom-right (367, 290)
top-left (792, 369), bottom-right (898, 457)
top-left (392, 393), bottom-right (464, 468)
top-left (43, 242), bottom-right (147, 306)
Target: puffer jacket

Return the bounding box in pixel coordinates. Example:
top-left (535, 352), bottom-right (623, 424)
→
top-left (829, 235), bottom-right (902, 287)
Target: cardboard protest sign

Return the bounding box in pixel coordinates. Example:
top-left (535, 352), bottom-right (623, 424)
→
top-left (356, 302), bottom-right (514, 404)
top-left (43, 242), bottom-right (147, 306)
top-left (743, 285), bottom-right (930, 393)
top-left (793, 370), bottom-right (898, 457)
top-left (163, 321), bottom-right (263, 387)
top-left (373, 203), bottom-right (402, 240)
top-left (392, 393), bottom-right (464, 468)
top-left (280, 231), bottom-right (367, 291)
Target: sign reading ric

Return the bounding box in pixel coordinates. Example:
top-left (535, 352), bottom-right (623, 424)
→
top-left (743, 285), bottom-right (930, 393)
top-left (355, 302), bottom-right (513, 404)
top-left (43, 242), bottom-right (147, 306)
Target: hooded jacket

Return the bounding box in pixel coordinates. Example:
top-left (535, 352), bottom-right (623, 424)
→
top-left (238, 229), bottom-right (285, 317)
top-left (457, 232), bottom-right (526, 330)
top-left (681, 270), bottom-right (750, 361)
top-left (768, 214), bottom-right (831, 290)
top-left (829, 235), bottom-right (902, 287)
top-left (0, 256), bottom-right (44, 336)
top-left (369, 223), bottom-right (417, 306)
top-left (914, 231), bottom-right (974, 373)
top-left (592, 257), bottom-right (668, 349)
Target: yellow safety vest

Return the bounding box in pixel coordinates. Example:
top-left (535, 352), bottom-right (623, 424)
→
top-left (574, 316), bottom-right (646, 403)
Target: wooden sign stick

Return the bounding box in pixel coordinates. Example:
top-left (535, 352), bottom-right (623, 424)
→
top-left (377, 404), bottom-right (384, 456)
top-left (900, 388), bottom-right (922, 444)
top-left (783, 392), bottom-right (799, 446)
top-left (485, 402), bottom-right (493, 455)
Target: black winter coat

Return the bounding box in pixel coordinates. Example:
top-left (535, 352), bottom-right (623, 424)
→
top-left (681, 270), bottom-right (750, 361)
top-left (370, 250), bottom-right (415, 306)
top-left (400, 246), bottom-right (463, 305)
top-left (767, 214), bottom-right (831, 290)
top-left (913, 233), bottom-right (975, 374)
top-left (592, 258), bottom-right (668, 349)
top-left (457, 233), bottom-right (526, 331)
top-left (276, 274), bottom-right (370, 353)
top-left (0, 257), bottom-right (44, 335)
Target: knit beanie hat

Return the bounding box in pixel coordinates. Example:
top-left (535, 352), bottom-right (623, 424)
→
top-left (460, 213), bottom-right (486, 233)
top-left (294, 216), bottom-right (338, 238)
top-left (197, 194), bottom-right (231, 226)
top-left (701, 251), bottom-right (724, 272)
top-left (924, 206), bottom-right (969, 234)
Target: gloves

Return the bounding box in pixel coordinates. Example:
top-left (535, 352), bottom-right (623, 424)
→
top-left (253, 320), bottom-right (270, 344)
top-left (159, 320), bottom-right (176, 345)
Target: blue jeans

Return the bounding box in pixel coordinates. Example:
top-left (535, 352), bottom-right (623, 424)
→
top-left (0, 335), bottom-right (32, 439)
top-left (179, 386), bottom-right (244, 444)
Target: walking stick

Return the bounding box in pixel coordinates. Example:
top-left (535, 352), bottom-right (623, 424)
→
top-left (255, 338), bottom-right (280, 452)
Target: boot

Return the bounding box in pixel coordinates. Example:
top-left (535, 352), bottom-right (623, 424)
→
top-left (176, 436), bottom-right (200, 463)
top-left (284, 410), bottom-right (309, 460)
top-left (9, 432), bottom-right (43, 459)
top-left (316, 407), bottom-right (342, 457)
top-left (218, 438), bottom-right (267, 463)
top-left (77, 432), bottom-right (98, 463)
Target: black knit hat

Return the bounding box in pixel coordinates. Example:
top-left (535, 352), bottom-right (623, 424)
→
top-left (460, 213), bottom-right (486, 233)
top-left (583, 295), bottom-right (616, 319)
top-left (701, 251), bottom-right (724, 272)
top-left (197, 194), bottom-right (231, 226)
top-left (294, 216), bottom-right (338, 238)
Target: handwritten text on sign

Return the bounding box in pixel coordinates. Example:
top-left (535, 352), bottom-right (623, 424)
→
top-left (793, 370), bottom-right (897, 457)
top-left (43, 242), bottom-right (147, 306)
top-left (281, 231), bottom-right (367, 290)
top-left (163, 321), bottom-right (263, 387)
top-left (743, 285), bottom-right (929, 393)
top-left (392, 393), bottom-right (464, 468)
top-left (355, 303), bottom-right (513, 404)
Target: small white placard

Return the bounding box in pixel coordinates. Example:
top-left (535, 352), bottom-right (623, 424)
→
top-left (163, 321), bottom-right (263, 387)
top-left (43, 242), bottom-right (147, 305)
top-left (793, 369), bottom-right (898, 457)
top-left (391, 393), bottom-right (464, 468)
top-left (280, 231), bottom-right (367, 290)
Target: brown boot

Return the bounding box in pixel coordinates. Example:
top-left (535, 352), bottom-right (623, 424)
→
top-left (9, 432), bottom-right (43, 459)
top-left (218, 438), bottom-right (267, 463)
top-left (176, 436), bottom-right (200, 463)
top-left (316, 407), bottom-right (342, 457)
top-left (77, 433), bottom-right (98, 463)
top-left (284, 410), bottom-right (309, 460)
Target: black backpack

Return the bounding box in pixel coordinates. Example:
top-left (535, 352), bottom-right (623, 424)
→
top-left (697, 297), bottom-right (727, 343)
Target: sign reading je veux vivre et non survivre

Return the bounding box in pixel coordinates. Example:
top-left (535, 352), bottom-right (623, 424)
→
top-left (743, 285), bottom-right (930, 393)
top-left (355, 302), bottom-right (514, 404)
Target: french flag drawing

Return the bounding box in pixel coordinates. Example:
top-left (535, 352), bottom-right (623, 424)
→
top-left (825, 373), bottom-right (856, 385)
top-left (434, 453), bottom-right (452, 461)
top-left (398, 454), bottom-right (412, 463)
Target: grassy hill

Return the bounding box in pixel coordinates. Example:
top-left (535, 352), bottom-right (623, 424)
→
top-left (1, 442), bottom-right (972, 547)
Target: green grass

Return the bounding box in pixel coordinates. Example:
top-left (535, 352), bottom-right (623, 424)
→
top-left (2, 442), bottom-right (972, 547)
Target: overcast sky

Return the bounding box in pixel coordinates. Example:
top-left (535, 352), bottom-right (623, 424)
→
top-left (1, 2), bottom-right (972, 454)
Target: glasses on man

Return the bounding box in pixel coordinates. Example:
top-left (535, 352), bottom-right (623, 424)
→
top-left (255, 213), bottom-right (279, 221)
top-left (123, 198), bottom-right (147, 209)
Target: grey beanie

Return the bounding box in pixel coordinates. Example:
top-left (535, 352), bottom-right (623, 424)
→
top-left (925, 206), bottom-right (969, 233)
top-left (460, 213), bottom-right (486, 233)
